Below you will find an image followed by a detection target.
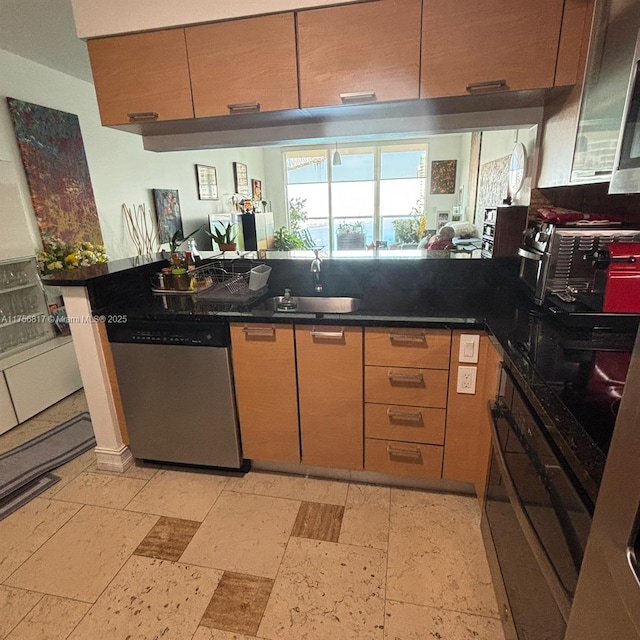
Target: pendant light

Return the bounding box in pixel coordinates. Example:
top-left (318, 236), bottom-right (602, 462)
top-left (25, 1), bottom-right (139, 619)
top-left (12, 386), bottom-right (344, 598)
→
top-left (332, 141), bottom-right (342, 166)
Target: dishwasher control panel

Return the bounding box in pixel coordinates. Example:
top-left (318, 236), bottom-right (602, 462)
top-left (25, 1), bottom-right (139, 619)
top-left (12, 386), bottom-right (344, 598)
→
top-left (106, 319), bottom-right (230, 347)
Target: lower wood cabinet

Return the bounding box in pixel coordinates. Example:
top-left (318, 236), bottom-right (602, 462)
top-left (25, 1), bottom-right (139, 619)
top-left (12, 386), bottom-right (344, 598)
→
top-left (364, 438), bottom-right (443, 479)
top-left (230, 323), bottom-right (300, 464)
top-left (295, 325), bottom-right (363, 470)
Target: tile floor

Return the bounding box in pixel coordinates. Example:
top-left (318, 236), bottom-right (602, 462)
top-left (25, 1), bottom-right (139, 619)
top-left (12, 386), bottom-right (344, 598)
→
top-left (0, 390), bottom-right (506, 640)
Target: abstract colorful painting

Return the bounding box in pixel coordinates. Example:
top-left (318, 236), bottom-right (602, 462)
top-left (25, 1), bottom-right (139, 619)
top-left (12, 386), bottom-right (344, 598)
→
top-left (153, 189), bottom-right (183, 244)
top-left (430, 160), bottom-right (457, 194)
top-left (7, 98), bottom-right (103, 245)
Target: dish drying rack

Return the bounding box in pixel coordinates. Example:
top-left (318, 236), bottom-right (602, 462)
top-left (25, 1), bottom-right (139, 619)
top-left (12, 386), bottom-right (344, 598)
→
top-left (194, 259), bottom-right (271, 302)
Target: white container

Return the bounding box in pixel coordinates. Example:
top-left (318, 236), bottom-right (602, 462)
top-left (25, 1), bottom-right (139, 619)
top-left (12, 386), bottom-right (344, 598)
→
top-left (248, 264), bottom-right (272, 291)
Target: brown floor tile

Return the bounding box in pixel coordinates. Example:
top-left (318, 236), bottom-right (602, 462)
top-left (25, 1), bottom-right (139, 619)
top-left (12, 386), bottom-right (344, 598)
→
top-left (134, 516), bottom-right (201, 562)
top-left (291, 501), bottom-right (344, 542)
top-left (200, 571), bottom-right (274, 636)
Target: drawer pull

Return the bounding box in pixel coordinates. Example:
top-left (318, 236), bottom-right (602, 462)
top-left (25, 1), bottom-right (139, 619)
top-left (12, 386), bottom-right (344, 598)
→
top-left (242, 326), bottom-right (275, 336)
top-left (310, 330), bottom-right (344, 339)
top-left (387, 408), bottom-right (423, 422)
top-left (387, 444), bottom-right (422, 459)
top-left (388, 333), bottom-right (425, 342)
top-left (387, 371), bottom-right (424, 383)
top-left (227, 102), bottom-right (261, 113)
top-left (340, 91), bottom-right (377, 104)
top-left (465, 79), bottom-right (507, 93)
top-left (127, 111), bottom-right (159, 122)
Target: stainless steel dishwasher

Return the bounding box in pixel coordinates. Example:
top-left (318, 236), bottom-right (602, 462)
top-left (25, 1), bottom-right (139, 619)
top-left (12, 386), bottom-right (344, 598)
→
top-left (107, 319), bottom-right (244, 469)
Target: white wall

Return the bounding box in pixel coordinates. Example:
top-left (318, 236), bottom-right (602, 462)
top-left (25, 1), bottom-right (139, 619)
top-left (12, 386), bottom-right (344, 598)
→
top-left (0, 48), bottom-right (267, 260)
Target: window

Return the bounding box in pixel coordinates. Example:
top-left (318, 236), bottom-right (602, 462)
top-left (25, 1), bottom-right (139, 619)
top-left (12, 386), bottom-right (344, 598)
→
top-left (284, 142), bottom-right (427, 251)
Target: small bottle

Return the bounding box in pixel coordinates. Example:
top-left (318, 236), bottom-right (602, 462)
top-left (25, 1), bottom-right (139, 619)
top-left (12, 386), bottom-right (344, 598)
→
top-left (185, 251), bottom-right (196, 272)
top-left (278, 288), bottom-right (297, 310)
top-left (187, 238), bottom-right (201, 263)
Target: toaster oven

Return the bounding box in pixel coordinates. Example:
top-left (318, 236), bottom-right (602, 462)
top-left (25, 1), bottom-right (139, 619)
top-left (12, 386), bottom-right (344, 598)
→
top-left (518, 222), bottom-right (640, 305)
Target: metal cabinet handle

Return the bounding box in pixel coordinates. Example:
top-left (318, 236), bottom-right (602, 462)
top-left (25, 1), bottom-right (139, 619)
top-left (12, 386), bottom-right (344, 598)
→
top-left (387, 408), bottom-right (423, 422)
top-left (242, 326), bottom-right (275, 336)
top-left (465, 80), bottom-right (507, 93)
top-left (127, 112), bottom-right (159, 122)
top-left (340, 91), bottom-right (377, 104)
top-left (310, 329), bottom-right (344, 339)
top-left (387, 371), bottom-right (424, 383)
top-left (227, 102), bottom-right (260, 114)
top-left (389, 333), bottom-right (425, 342)
top-left (387, 444), bottom-right (422, 459)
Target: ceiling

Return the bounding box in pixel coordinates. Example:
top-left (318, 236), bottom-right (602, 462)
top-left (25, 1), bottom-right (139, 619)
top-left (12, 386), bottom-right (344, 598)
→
top-left (0, 0), bottom-right (93, 82)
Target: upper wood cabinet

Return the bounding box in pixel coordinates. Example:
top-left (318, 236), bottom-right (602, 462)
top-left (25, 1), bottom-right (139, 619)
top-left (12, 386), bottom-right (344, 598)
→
top-left (87, 29), bottom-right (194, 126)
top-left (185, 13), bottom-right (299, 118)
top-left (421, 0), bottom-right (565, 99)
top-left (297, 0), bottom-right (422, 108)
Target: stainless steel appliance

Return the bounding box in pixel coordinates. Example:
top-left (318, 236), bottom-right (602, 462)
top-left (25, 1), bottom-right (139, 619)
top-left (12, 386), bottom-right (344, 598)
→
top-left (518, 221), bottom-right (640, 305)
top-left (610, 29), bottom-right (640, 194)
top-left (482, 364), bottom-right (593, 639)
top-left (107, 319), bottom-right (243, 469)
top-left (564, 330), bottom-right (640, 639)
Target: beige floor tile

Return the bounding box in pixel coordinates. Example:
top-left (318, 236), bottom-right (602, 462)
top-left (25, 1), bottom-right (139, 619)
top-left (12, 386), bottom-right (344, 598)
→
top-left (0, 498), bottom-right (81, 583)
top-left (291, 502), bottom-right (344, 542)
top-left (339, 483), bottom-right (390, 550)
top-left (50, 471), bottom-right (147, 509)
top-left (6, 595), bottom-right (91, 640)
top-left (135, 516), bottom-right (201, 562)
top-left (258, 537), bottom-right (386, 640)
top-left (192, 628), bottom-right (256, 640)
top-left (39, 450), bottom-right (96, 498)
top-left (226, 471), bottom-right (349, 505)
top-left (5, 505), bottom-right (157, 603)
top-left (180, 491), bottom-right (300, 578)
top-left (0, 586), bottom-right (42, 639)
top-left (67, 555), bottom-right (222, 640)
top-left (200, 571), bottom-right (274, 636)
top-left (86, 459), bottom-right (160, 480)
top-left (386, 489), bottom-right (499, 617)
top-left (0, 420), bottom-right (58, 455)
top-left (125, 468), bottom-right (229, 521)
top-left (34, 390), bottom-right (88, 425)
top-left (384, 600), bottom-right (506, 640)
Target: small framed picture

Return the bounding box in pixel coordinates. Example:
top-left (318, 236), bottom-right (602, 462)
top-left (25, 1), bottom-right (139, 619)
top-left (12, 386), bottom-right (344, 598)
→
top-left (152, 188), bottom-right (183, 244)
top-left (251, 178), bottom-right (262, 201)
top-left (195, 164), bottom-right (218, 200)
top-left (233, 162), bottom-right (249, 195)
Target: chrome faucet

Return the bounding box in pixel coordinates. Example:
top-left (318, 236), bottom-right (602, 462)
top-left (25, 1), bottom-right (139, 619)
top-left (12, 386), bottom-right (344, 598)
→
top-left (311, 249), bottom-right (323, 292)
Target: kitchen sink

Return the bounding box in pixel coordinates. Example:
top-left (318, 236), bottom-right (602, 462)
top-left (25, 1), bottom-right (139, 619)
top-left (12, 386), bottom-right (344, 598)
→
top-left (256, 296), bottom-right (362, 313)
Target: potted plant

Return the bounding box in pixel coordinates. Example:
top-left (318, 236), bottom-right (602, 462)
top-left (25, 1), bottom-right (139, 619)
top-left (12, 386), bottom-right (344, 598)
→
top-left (336, 221), bottom-right (366, 249)
top-left (205, 222), bottom-right (238, 251)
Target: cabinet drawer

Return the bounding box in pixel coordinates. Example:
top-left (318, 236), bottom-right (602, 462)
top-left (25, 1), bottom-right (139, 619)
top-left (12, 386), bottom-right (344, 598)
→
top-left (365, 403), bottom-right (445, 445)
top-left (365, 366), bottom-right (448, 408)
top-left (365, 327), bottom-right (451, 369)
top-left (365, 438), bottom-right (443, 479)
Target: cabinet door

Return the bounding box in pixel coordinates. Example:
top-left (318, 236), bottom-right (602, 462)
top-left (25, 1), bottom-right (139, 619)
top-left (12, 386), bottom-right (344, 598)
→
top-left (88, 29), bottom-right (194, 125)
top-left (297, 0), bottom-right (422, 108)
top-left (421, 0), bottom-right (564, 98)
top-left (230, 324), bottom-right (299, 464)
top-left (296, 325), bottom-right (363, 470)
top-left (186, 13), bottom-right (299, 117)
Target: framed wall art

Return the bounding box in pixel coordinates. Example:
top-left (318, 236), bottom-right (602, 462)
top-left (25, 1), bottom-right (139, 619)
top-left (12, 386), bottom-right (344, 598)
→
top-left (430, 160), bottom-right (457, 194)
top-left (152, 188), bottom-right (183, 244)
top-left (233, 162), bottom-right (249, 195)
top-left (195, 164), bottom-right (218, 200)
top-left (251, 178), bottom-right (262, 201)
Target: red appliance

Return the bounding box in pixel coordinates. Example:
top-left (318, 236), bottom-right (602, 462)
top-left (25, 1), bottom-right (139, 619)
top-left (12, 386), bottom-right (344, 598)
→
top-left (601, 242), bottom-right (640, 313)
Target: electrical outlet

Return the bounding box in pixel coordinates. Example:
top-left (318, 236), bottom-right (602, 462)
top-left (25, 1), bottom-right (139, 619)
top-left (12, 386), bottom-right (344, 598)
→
top-left (457, 366), bottom-right (477, 394)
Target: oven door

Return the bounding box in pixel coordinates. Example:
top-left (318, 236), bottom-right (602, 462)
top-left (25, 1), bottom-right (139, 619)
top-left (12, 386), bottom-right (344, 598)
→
top-left (482, 367), bottom-right (592, 639)
top-left (518, 247), bottom-right (548, 305)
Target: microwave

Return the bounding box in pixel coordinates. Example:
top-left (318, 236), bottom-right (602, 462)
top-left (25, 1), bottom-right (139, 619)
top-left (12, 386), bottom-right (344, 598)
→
top-left (610, 29), bottom-right (640, 194)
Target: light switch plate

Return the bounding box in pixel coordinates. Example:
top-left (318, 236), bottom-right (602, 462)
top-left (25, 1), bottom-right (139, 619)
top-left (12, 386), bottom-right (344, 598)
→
top-left (457, 366), bottom-right (477, 394)
top-left (459, 334), bottom-right (480, 363)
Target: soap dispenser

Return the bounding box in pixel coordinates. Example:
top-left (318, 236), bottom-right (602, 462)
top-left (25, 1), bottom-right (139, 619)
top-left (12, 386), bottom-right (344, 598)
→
top-left (278, 288), bottom-right (298, 310)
